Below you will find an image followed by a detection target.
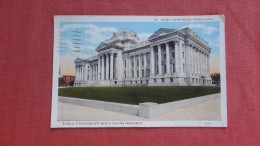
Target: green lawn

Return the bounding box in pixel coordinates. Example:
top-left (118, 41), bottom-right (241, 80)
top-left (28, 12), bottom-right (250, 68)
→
top-left (58, 86), bottom-right (220, 105)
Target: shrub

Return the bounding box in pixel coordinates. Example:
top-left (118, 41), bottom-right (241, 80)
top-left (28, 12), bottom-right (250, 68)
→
top-left (58, 86), bottom-right (220, 105)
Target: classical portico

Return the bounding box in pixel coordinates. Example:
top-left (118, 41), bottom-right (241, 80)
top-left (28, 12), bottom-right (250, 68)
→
top-left (98, 53), bottom-right (115, 80)
top-left (74, 28), bottom-right (212, 86)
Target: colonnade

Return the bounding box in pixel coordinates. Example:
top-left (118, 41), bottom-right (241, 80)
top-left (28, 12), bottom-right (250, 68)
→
top-left (99, 53), bottom-right (115, 80)
top-left (130, 53), bottom-right (149, 78)
top-left (75, 65), bottom-right (85, 81)
top-left (150, 41), bottom-right (181, 76)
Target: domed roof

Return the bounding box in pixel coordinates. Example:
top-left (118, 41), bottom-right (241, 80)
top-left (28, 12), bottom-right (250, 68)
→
top-left (101, 29), bottom-right (140, 47)
top-left (113, 29), bottom-right (137, 37)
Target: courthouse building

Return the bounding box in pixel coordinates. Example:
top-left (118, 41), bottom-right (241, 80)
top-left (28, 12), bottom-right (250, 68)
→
top-left (74, 27), bottom-right (212, 86)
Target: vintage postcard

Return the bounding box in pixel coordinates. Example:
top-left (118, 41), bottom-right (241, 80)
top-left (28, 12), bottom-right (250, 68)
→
top-left (51, 15), bottom-right (227, 128)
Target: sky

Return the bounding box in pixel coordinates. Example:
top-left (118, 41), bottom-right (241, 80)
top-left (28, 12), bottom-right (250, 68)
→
top-left (59, 21), bottom-right (220, 76)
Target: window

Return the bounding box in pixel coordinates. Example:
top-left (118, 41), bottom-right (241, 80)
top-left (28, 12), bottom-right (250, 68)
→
top-left (124, 60), bottom-right (126, 67)
top-left (131, 57), bottom-right (134, 67)
top-left (170, 78), bottom-right (173, 82)
top-left (137, 57), bottom-right (139, 66)
top-left (183, 52), bottom-right (185, 59)
top-left (172, 52), bottom-right (175, 58)
top-left (162, 78), bottom-right (164, 82)
top-left (147, 54), bottom-right (150, 64)
top-left (142, 70), bottom-right (144, 77)
top-left (141, 55), bottom-right (144, 66)
top-left (137, 70), bottom-right (139, 77)
top-left (183, 64), bottom-right (185, 73)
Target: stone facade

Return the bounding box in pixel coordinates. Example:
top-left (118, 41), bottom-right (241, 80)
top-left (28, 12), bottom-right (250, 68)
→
top-left (74, 27), bottom-right (212, 86)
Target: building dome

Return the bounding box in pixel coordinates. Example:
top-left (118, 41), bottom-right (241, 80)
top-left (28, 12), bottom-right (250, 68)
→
top-left (113, 29), bottom-right (137, 38)
top-left (103, 29), bottom-right (140, 45)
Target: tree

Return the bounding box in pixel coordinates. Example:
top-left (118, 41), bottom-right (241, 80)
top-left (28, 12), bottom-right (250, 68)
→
top-left (58, 77), bottom-right (64, 87)
top-left (210, 73), bottom-right (220, 85)
top-left (69, 80), bottom-right (74, 86)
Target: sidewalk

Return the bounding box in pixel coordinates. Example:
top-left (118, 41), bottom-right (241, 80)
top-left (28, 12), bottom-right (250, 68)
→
top-left (58, 97), bottom-right (221, 121)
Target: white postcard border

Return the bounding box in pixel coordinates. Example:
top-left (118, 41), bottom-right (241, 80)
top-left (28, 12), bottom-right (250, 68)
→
top-left (51, 15), bottom-right (227, 128)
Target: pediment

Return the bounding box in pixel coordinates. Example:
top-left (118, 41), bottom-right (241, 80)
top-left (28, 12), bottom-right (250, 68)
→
top-left (95, 42), bottom-right (108, 51)
top-left (74, 58), bottom-right (83, 63)
top-left (148, 28), bottom-right (176, 40)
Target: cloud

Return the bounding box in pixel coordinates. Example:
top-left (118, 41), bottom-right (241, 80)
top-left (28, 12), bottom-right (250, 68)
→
top-left (84, 25), bottom-right (118, 43)
top-left (60, 24), bottom-right (118, 43)
top-left (59, 39), bottom-right (97, 75)
top-left (137, 33), bottom-right (153, 41)
top-left (60, 38), bottom-right (97, 53)
top-left (208, 37), bottom-right (220, 48)
top-left (82, 45), bottom-right (96, 51)
top-left (183, 24), bottom-right (218, 35)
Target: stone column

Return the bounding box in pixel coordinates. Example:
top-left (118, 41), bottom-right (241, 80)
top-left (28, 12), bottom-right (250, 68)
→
top-left (150, 46), bottom-right (155, 76)
top-left (96, 65), bottom-right (97, 80)
top-left (98, 56), bottom-right (100, 80)
top-left (75, 66), bottom-right (78, 81)
top-left (204, 52), bottom-right (207, 75)
top-left (79, 66), bottom-right (81, 81)
top-left (106, 54), bottom-right (109, 80)
top-left (101, 55), bottom-right (105, 80)
top-left (174, 42), bottom-right (179, 73)
top-left (78, 66), bottom-right (80, 81)
top-left (158, 45), bottom-right (162, 75)
top-left (199, 50), bottom-right (201, 75)
top-left (80, 65), bottom-right (82, 81)
top-left (139, 54), bottom-right (142, 78)
top-left (207, 54), bottom-right (210, 76)
top-left (127, 57), bottom-right (130, 78)
top-left (83, 65), bottom-right (85, 81)
top-left (77, 66), bottom-right (80, 81)
top-left (196, 49), bottom-right (198, 74)
top-left (191, 48), bottom-right (193, 74)
top-left (90, 66), bottom-right (92, 80)
top-left (185, 44), bottom-right (190, 74)
top-left (82, 65), bottom-right (84, 81)
top-left (144, 53), bottom-right (147, 77)
top-left (93, 65), bottom-right (95, 80)
top-left (110, 53), bottom-right (114, 79)
top-left (96, 65), bottom-right (98, 80)
top-left (133, 55), bottom-right (136, 78)
top-left (166, 43), bottom-right (170, 74)
top-left (179, 42), bottom-right (183, 74)
top-left (200, 52), bottom-right (202, 75)
top-left (81, 66), bottom-right (83, 81)
top-left (203, 53), bottom-right (205, 75)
